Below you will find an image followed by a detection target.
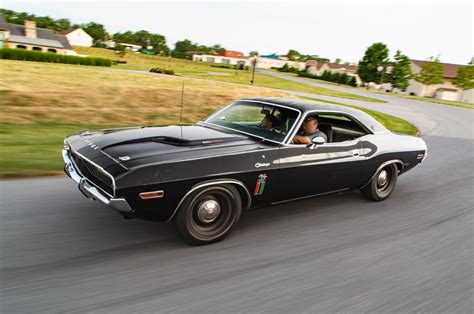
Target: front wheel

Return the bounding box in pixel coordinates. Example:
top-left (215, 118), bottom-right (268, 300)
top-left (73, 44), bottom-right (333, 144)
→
top-left (175, 184), bottom-right (242, 245)
top-left (360, 163), bottom-right (398, 201)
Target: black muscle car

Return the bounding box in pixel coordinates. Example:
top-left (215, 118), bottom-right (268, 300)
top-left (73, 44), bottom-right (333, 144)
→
top-left (63, 97), bottom-right (427, 245)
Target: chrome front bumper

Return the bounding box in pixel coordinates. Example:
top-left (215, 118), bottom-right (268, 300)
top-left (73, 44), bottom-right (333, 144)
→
top-left (62, 149), bottom-right (133, 213)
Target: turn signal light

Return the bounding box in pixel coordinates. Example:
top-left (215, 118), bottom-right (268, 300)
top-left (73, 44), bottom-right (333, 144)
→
top-left (139, 190), bottom-right (164, 199)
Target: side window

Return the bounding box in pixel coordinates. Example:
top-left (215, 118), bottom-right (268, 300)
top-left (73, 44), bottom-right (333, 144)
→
top-left (319, 114), bottom-right (369, 143)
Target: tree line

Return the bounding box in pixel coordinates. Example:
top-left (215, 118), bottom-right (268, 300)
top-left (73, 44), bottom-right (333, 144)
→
top-left (0, 9), bottom-right (225, 58)
top-left (357, 42), bottom-right (473, 92)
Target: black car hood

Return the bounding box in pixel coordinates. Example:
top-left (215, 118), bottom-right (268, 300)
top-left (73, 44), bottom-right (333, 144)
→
top-left (66, 124), bottom-right (262, 169)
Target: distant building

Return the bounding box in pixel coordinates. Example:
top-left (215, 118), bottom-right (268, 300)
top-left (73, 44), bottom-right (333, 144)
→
top-left (193, 54), bottom-right (250, 67)
top-left (60, 28), bottom-right (93, 47)
top-left (118, 43), bottom-right (141, 52)
top-left (406, 60), bottom-right (473, 103)
top-left (219, 50), bottom-right (244, 57)
top-left (104, 40), bottom-right (116, 48)
top-left (193, 53), bottom-right (305, 70)
top-left (306, 61), bottom-right (361, 85)
top-left (260, 54), bottom-right (279, 59)
top-left (0, 14), bottom-right (74, 54)
top-left (257, 57), bottom-right (305, 70)
top-left (185, 50), bottom-right (207, 56)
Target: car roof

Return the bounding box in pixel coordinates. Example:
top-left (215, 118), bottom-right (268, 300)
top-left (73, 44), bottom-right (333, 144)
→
top-left (239, 97), bottom-right (388, 134)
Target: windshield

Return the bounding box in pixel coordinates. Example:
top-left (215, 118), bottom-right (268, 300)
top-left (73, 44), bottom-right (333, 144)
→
top-left (204, 101), bottom-right (300, 142)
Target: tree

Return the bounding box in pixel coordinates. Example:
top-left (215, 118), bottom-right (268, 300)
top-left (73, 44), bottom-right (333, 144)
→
top-left (349, 76), bottom-right (358, 87)
top-left (114, 30), bottom-right (169, 54)
top-left (334, 58), bottom-right (341, 64)
top-left (414, 57), bottom-right (444, 95)
top-left (338, 72), bottom-right (349, 84)
top-left (314, 56), bottom-right (330, 63)
top-left (249, 51), bottom-right (259, 57)
top-left (210, 44), bottom-right (224, 54)
top-left (331, 72), bottom-right (341, 83)
top-left (452, 65), bottom-right (474, 90)
top-left (388, 50), bottom-right (412, 90)
top-left (286, 49), bottom-right (300, 61)
top-left (81, 22), bottom-right (107, 42)
top-left (357, 42), bottom-right (390, 83)
top-left (321, 70), bottom-right (331, 81)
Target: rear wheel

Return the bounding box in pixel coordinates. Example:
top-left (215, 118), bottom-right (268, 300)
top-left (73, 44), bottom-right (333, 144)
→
top-left (360, 163), bottom-right (398, 201)
top-left (175, 184), bottom-right (242, 245)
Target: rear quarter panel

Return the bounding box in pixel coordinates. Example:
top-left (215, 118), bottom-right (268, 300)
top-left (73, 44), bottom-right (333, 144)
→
top-left (360, 133), bottom-right (427, 185)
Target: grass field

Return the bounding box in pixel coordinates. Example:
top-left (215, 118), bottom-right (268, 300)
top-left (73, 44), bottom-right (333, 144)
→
top-left (0, 60), bottom-right (418, 178)
top-left (73, 46), bottom-right (384, 103)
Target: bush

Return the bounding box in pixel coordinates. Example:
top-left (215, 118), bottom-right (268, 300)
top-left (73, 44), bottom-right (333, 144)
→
top-left (278, 63), bottom-right (298, 73)
top-left (210, 64), bottom-right (234, 69)
top-left (321, 70), bottom-right (332, 81)
top-left (149, 68), bottom-right (175, 75)
top-left (0, 48), bottom-right (112, 66)
top-left (297, 69), bottom-right (357, 87)
top-left (349, 76), bottom-right (357, 87)
top-left (338, 72), bottom-right (349, 84)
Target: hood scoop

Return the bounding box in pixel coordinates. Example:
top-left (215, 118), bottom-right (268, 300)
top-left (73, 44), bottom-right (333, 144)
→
top-left (152, 136), bottom-right (241, 146)
top-left (101, 135), bottom-right (241, 151)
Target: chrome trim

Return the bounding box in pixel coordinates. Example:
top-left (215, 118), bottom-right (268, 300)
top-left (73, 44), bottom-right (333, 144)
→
top-left (421, 148), bottom-right (428, 162)
top-left (166, 179), bottom-right (252, 222)
top-left (68, 143), bottom-right (116, 197)
top-left (360, 159), bottom-right (404, 189)
top-left (63, 149), bottom-right (132, 213)
top-left (78, 179), bottom-right (132, 213)
top-left (271, 188), bottom-right (350, 205)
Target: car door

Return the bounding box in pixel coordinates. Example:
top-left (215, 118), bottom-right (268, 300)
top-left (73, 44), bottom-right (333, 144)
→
top-left (273, 139), bottom-right (366, 202)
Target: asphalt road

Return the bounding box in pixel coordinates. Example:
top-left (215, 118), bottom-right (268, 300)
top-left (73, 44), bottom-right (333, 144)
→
top-left (1, 78), bottom-right (473, 312)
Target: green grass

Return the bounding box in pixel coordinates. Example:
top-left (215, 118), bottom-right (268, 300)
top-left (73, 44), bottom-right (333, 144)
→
top-left (299, 96), bottom-right (419, 136)
top-left (0, 124), bottom-right (118, 178)
top-left (0, 59), bottom-right (413, 178)
top-left (74, 46), bottom-right (385, 103)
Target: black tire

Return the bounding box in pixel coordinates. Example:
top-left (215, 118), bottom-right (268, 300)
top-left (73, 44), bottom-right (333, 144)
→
top-left (360, 163), bottom-right (398, 201)
top-left (175, 184), bottom-right (242, 245)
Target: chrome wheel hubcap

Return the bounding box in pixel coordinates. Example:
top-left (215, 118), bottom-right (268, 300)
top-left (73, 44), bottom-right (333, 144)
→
top-left (197, 200), bottom-right (221, 223)
top-left (377, 170), bottom-right (389, 187)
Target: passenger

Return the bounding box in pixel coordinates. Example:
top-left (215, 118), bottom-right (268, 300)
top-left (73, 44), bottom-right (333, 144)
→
top-left (261, 114), bottom-right (279, 130)
top-left (293, 115), bottom-right (327, 144)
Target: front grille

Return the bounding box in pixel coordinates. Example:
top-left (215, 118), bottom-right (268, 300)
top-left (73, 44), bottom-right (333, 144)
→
top-left (71, 153), bottom-right (114, 196)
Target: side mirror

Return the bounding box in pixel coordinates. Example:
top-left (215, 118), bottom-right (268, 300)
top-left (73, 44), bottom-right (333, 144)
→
top-left (312, 136), bottom-right (326, 145)
top-left (307, 136), bottom-right (325, 149)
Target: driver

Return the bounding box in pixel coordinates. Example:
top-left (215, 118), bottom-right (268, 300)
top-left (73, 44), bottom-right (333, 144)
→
top-left (293, 115), bottom-right (327, 144)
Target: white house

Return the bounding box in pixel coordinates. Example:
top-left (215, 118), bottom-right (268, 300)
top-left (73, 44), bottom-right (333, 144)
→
top-left (192, 54), bottom-right (306, 70)
top-left (61, 28), bottom-right (93, 47)
top-left (306, 61), bottom-right (362, 85)
top-left (0, 14), bottom-right (74, 55)
top-left (404, 60), bottom-right (473, 103)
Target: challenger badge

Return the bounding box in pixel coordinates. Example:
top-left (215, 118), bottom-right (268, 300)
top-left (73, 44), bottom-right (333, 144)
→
top-left (254, 174), bottom-right (268, 196)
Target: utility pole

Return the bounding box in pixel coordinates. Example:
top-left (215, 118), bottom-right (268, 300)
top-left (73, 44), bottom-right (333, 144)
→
top-left (250, 56), bottom-right (257, 85)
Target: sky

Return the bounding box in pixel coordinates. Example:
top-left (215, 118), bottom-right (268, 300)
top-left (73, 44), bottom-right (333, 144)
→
top-left (2, 0), bottom-right (473, 64)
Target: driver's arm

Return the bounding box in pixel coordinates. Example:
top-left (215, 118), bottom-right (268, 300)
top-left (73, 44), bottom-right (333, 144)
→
top-left (293, 135), bottom-right (311, 144)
